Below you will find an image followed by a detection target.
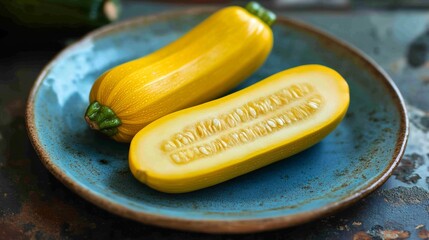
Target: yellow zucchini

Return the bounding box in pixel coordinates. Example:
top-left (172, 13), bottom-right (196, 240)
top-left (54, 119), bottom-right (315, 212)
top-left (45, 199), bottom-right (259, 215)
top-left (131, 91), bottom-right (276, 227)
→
top-left (129, 65), bottom-right (350, 193)
top-left (84, 2), bottom-right (275, 142)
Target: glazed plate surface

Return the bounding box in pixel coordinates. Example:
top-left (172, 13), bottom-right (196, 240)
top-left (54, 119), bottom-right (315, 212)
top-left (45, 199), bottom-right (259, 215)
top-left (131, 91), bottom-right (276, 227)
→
top-left (26, 8), bottom-right (408, 233)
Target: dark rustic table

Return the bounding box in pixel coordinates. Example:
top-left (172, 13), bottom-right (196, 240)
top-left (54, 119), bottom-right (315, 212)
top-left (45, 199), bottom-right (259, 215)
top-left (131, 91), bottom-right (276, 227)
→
top-left (1, 1), bottom-right (429, 239)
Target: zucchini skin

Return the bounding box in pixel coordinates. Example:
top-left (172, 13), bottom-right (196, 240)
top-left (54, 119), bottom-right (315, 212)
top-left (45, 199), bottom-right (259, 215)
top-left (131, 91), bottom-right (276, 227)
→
top-left (86, 4), bottom-right (275, 142)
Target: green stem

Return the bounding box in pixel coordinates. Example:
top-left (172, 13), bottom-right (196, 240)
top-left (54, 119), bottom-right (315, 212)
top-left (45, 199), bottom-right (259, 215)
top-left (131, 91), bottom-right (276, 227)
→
top-left (245, 2), bottom-right (276, 26)
top-left (84, 101), bottom-right (121, 137)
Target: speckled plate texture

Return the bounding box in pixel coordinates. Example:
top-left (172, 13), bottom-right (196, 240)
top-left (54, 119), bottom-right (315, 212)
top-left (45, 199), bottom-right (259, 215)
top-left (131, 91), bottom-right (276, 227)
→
top-left (26, 8), bottom-right (408, 233)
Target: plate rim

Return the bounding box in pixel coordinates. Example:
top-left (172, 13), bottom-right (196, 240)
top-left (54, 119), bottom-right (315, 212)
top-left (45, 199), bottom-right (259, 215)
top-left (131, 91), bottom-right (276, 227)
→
top-left (25, 7), bottom-right (409, 233)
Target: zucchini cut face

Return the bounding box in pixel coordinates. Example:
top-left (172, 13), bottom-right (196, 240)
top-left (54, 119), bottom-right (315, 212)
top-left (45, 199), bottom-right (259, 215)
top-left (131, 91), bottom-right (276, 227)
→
top-left (130, 65), bottom-right (350, 193)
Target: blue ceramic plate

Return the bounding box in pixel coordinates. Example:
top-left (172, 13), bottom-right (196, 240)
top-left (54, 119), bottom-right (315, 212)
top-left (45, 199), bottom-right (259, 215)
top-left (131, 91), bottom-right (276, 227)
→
top-left (26, 8), bottom-right (408, 233)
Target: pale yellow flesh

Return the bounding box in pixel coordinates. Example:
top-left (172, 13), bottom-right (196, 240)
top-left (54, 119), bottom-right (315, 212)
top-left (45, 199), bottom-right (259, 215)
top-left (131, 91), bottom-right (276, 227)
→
top-left (129, 65), bottom-right (350, 193)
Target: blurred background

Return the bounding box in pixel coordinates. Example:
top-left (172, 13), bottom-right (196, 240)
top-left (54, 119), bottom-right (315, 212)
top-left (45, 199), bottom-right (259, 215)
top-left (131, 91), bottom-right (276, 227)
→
top-left (1, 0), bottom-right (429, 239)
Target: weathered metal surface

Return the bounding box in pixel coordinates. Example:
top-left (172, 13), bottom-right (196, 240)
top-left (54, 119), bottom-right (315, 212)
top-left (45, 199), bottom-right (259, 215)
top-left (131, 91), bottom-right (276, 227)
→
top-left (1, 2), bottom-right (428, 239)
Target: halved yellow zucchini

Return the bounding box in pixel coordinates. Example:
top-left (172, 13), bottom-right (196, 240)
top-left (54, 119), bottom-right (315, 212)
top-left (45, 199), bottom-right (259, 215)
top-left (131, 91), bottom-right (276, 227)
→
top-left (129, 65), bottom-right (350, 193)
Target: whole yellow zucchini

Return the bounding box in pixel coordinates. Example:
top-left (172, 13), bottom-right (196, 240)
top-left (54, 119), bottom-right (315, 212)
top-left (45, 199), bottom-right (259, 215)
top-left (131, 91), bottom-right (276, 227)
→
top-left (129, 65), bottom-right (350, 193)
top-left (84, 2), bottom-right (275, 142)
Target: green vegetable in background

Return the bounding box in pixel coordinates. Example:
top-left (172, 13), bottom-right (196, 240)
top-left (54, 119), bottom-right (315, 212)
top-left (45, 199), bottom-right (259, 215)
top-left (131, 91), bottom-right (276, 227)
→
top-left (0, 0), bottom-right (121, 29)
